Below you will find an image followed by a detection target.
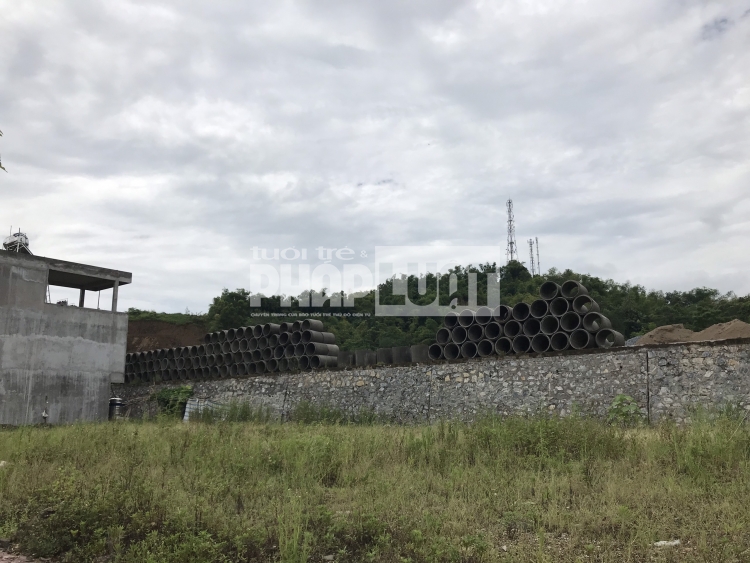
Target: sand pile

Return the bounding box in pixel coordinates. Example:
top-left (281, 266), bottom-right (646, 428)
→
top-left (127, 320), bottom-right (206, 353)
top-left (636, 319), bottom-right (750, 346)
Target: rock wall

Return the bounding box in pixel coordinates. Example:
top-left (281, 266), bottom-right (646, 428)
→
top-left (113, 339), bottom-right (750, 423)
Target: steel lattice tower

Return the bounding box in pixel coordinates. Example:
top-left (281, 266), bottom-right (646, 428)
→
top-left (506, 199), bottom-right (517, 263)
top-left (535, 237), bottom-right (541, 275)
top-left (528, 239), bottom-right (536, 276)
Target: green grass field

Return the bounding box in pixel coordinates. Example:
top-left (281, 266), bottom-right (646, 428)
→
top-left (1, 411), bottom-right (749, 562)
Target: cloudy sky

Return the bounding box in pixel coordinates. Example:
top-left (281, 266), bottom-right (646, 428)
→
top-left (1, 0), bottom-right (749, 313)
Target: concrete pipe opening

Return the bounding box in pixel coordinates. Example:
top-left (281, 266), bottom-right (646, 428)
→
top-left (278, 358), bottom-right (288, 371)
top-left (257, 337), bottom-right (268, 349)
top-left (530, 299), bottom-right (549, 319)
top-left (227, 328), bottom-right (236, 341)
top-left (197, 345), bottom-right (206, 356)
top-left (263, 323), bottom-right (280, 336)
top-left (549, 332), bottom-right (569, 351)
top-left (444, 311), bottom-right (460, 328)
top-left (203, 334), bottom-right (212, 345)
top-left (461, 341), bottom-right (478, 358)
top-left (269, 334), bottom-right (279, 348)
top-left (595, 329), bottom-right (625, 349)
top-left (236, 327), bottom-right (246, 340)
top-left (256, 361), bottom-right (266, 374)
top-left (458, 309), bottom-right (476, 327)
top-left (560, 311), bottom-right (582, 332)
top-left (444, 342), bottom-right (461, 360)
top-left (238, 363), bottom-right (247, 376)
top-left (477, 339), bottom-right (494, 357)
top-left (493, 304), bottom-right (512, 323)
top-left (550, 297), bottom-right (570, 317)
top-left (252, 350), bottom-right (262, 362)
top-left (252, 325), bottom-right (264, 338)
top-left (512, 335), bottom-right (532, 354)
top-left (218, 331), bottom-right (228, 343)
top-left (523, 318), bottom-right (541, 337)
top-left (278, 333), bottom-right (290, 346)
top-left (193, 357), bottom-right (202, 368)
top-left (540, 316), bottom-right (559, 335)
top-left (305, 342), bottom-right (330, 356)
top-left (285, 344), bottom-right (296, 358)
top-left (485, 322), bottom-right (502, 340)
top-left (210, 332), bottom-right (219, 344)
top-left (310, 355), bottom-right (337, 369)
top-left (224, 354), bottom-right (233, 366)
top-left (219, 365), bottom-right (229, 378)
top-left (230, 364), bottom-right (238, 377)
top-left (242, 352), bottom-right (252, 363)
top-left (302, 318), bottom-right (325, 332)
top-left (295, 343), bottom-right (306, 357)
top-left (239, 339), bottom-right (248, 352)
top-left (572, 295), bottom-right (600, 315)
top-left (208, 366), bottom-right (218, 378)
top-left (291, 331), bottom-right (302, 345)
top-left (561, 280), bottom-right (589, 299)
top-left (279, 322), bottom-right (293, 333)
top-left (231, 340), bottom-right (240, 353)
top-left (288, 357), bottom-right (299, 370)
top-left (570, 329), bottom-right (594, 349)
top-left (468, 324), bottom-right (485, 342)
top-left (292, 320), bottom-right (302, 332)
top-left (583, 312), bottom-right (612, 332)
top-left (428, 343), bottom-right (444, 360)
top-left (221, 342), bottom-right (231, 354)
top-left (540, 281), bottom-right (562, 301)
top-left (531, 334), bottom-right (550, 353)
top-left (475, 306), bottom-right (493, 325)
top-left (436, 327), bottom-right (452, 345)
top-left (274, 346), bottom-right (285, 359)
top-left (503, 320), bottom-right (522, 338)
top-left (175, 358), bottom-right (185, 370)
top-left (263, 359), bottom-right (276, 372)
top-left (299, 356), bottom-right (310, 370)
top-left (248, 338), bottom-right (258, 351)
top-left (262, 348), bottom-right (273, 360)
top-left (207, 355), bottom-right (216, 367)
top-left (451, 326), bottom-right (467, 344)
top-left (247, 362), bottom-right (257, 375)
top-left (512, 302), bottom-right (530, 321)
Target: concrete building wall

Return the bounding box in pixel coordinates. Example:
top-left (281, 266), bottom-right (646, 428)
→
top-left (114, 339), bottom-right (750, 424)
top-left (0, 251), bottom-right (129, 425)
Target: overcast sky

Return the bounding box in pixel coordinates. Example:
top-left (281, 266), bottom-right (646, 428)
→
top-left (1, 0), bottom-right (749, 313)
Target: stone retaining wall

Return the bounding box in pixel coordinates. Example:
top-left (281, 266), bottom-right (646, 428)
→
top-left (113, 339), bottom-right (750, 423)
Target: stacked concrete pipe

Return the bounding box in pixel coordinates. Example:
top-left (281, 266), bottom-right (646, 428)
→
top-left (124, 319), bottom-right (339, 383)
top-left (428, 279), bottom-right (625, 360)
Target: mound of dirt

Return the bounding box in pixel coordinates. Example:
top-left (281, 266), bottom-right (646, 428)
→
top-left (636, 324), bottom-right (695, 346)
top-left (691, 319), bottom-right (750, 342)
top-left (127, 320), bottom-right (207, 353)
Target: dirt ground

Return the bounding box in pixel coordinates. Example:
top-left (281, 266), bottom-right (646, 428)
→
top-left (127, 319), bottom-right (207, 353)
top-left (0, 550), bottom-right (41, 562)
top-left (637, 319), bottom-right (750, 346)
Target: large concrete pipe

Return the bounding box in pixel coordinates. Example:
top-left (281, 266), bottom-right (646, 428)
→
top-left (278, 358), bottom-right (288, 371)
top-left (530, 299), bottom-right (549, 319)
top-left (550, 297), bottom-right (570, 317)
top-left (468, 324), bottom-right (485, 342)
top-left (295, 343), bottom-right (306, 357)
top-left (512, 302), bottom-right (530, 322)
top-left (595, 329), bottom-right (625, 349)
top-left (203, 334), bottom-right (212, 345)
top-left (305, 342), bottom-right (333, 356)
top-left (561, 280), bottom-right (589, 299)
top-left (238, 363), bottom-right (247, 376)
top-left (531, 334), bottom-right (550, 353)
top-left (376, 347), bottom-right (393, 364)
top-left (210, 332), bottom-right (219, 344)
top-left (292, 320), bottom-right (302, 332)
top-left (302, 318), bottom-right (325, 332)
top-left (248, 338), bottom-right (258, 351)
top-left (266, 359), bottom-right (278, 372)
top-left (182, 347), bottom-right (191, 358)
top-left (428, 343), bottom-right (444, 360)
top-left (436, 327), bottom-right (452, 345)
top-left (301, 330), bottom-right (336, 344)
top-left (583, 312), bottom-right (612, 332)
top-left (444, 342), bottom-right (461, 360)
top-left (310, 355), bottom-right (338, 369)
top-left (458, 309), bottom-right (475, 327)
top-left (160, 359), bottom-right (169, 370)
top-left (337, 350), bottom-right (354, 367)
top-left (176, 358), bottom-right (185, 370)
top-left (220, 365), bottom-right (229, 378)
top-left (247, 362), bottom-right (257, 375)
top-left (560, 311), bottom-right (582, 332)
top-left (493, 304), bottom-right (512, 323)
top-left (288, 357), bottom-right (299, 370)
top-left (541, 316), bottom-right (559, 335)
top-left (252, 325), bottom-right (264, 338)
top-left (570, 329), bottom-right (594, 349)
top-left (299, 356), bottom-right (310, 370)
top-left (242, 352), bottom-right (252, 364)
top-left (444, 311), bottom-right (460, 328)
top-left (475, 306), bottom-right (493, 325)
top-left (485, 322), bottom-right (502, 340)
top-left (256, 361), bottom-right (266, 374)
top-left (221, 341), bottom-right (231, 354)
top-left (231, 340), bottom-right (240, 353)
top-left (280, 322), bottom-right (293, 333)
top-left (218, 331), bottom-right (228, 343)
top-left (193, 357), bottom-right (202, 368)
top-left (523, 318), bottom-right (541, 337)
top-left (227, 328), bottom-right (236, 341)
top-left (503, 320), bottom-right (522, 338)
top-left (207, 354), bottom-right (216, 367)
top-left (572, 295), bottom-right (600, 315)
top-left (252, 350), bottom-right (262, 362)
top-left (262, 347), bottom-right (273, 360)
top-left (202, 367), bottom-right (211, 379)
top-left (270, 334), bottom-right (281, 347)
top-left (291, 331), bottom-right (302, 345)
top-left (392, 346), bottom-right (412, 364)
top-left (540, 281), bottom-right (562, 301)
top-left (197, 345), bottom-right (206, 356)
top-left (451, 325), bottom-right (467, 343)
top-left (285, 344), bottom-right (295, 358)
top-left (263, 323), bottom-right (280, 336)
top-left (512, 335), bottom-right (532, 354)
top-left (461, 341), bottom-right (478, 358)
top-left (236, 327), bottom-right (246, 340)
top-left (258, 336), bottom-right (269, 349)
top-left (145, 351), bottom-right (153, 361)
top-left (477, 339), bottom-right (494, 357)
top-left (239, 339), bottom-right (249, 352)
top-left (224, 353), bottom-right (233, 366)
top-left (411, 344), bottom-right (430, 363)
top-left (230, 364), bottom-right (238, 377)
top-left (355, 349), bottom-right (377, 367)
top-left (274, 346), bottom-right (285, 359)
top-left (278, 332), bottom-right (290, 346)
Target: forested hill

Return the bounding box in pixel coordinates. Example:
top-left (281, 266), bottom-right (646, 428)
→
top-left (128, 261), bottom-right (750, 351)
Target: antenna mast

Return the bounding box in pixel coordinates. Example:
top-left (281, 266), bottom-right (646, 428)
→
top-left (528, 239), bottom-right (536, 276)
top-left (535, 237), bottom-right (541, 275)
top-left (506, 199), bottom-right (517, 263)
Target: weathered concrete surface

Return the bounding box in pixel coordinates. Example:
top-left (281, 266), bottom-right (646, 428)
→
top-left (115, 340), bottom-right (750, 423)
top-left (0, 250), bottom-right (129, 425)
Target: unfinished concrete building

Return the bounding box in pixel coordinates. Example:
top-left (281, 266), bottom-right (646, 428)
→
top-left (0, 249), bottom-right (131, 425)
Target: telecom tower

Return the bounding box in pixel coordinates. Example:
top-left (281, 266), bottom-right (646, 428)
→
top-left (506, 199), bottom-right (517, 263)
top-left (535, 237), bottom-right (541, 275)
top-left (528, 239), bottom-right (536, 276)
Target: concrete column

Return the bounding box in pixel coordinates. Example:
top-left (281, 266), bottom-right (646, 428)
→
top-left (79, 289), bottom-right (85, 308)
top-left (112, 280), bottom-right (119, 313)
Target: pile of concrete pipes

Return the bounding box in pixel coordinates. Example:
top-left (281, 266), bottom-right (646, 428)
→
top-left (124, 319), bottom-right (339, 383)
top-left (427, 279), bottom-right (625, 361)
